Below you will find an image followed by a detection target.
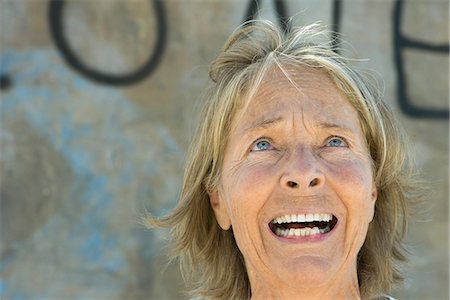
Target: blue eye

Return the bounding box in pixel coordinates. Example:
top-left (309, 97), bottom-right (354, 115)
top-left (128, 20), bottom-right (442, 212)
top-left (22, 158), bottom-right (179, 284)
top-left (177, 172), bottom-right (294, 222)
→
top-left (326, 137), bottom-right (346, 147)
top-left (252, 139), bottom-right (272, 151)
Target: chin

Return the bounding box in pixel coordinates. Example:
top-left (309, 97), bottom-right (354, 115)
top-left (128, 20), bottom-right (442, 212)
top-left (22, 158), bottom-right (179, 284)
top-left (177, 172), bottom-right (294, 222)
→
top-left (277, 255), bottom-right (334, 286)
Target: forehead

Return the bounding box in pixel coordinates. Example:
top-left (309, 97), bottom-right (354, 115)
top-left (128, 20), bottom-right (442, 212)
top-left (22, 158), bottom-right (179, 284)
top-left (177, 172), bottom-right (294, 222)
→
top-left (235, 67), bottom-right (360, 131)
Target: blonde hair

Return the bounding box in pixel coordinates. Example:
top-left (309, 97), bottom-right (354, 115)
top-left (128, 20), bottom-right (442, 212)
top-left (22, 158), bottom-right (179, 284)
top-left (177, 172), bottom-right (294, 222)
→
top-left (147, 20), bottom-right (422, 299)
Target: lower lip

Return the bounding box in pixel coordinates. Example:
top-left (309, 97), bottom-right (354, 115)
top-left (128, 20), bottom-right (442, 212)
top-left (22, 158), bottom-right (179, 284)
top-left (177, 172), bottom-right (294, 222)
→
top-left (268, 222), bottom-right (338, 243)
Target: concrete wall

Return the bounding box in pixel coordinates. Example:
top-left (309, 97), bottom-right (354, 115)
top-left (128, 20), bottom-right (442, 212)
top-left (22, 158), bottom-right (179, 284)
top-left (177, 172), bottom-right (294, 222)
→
top-left (0, 0), bottom-right (448, 299)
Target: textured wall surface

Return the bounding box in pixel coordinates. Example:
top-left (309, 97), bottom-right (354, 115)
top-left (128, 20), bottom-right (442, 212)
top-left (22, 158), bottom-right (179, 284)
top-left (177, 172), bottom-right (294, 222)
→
top-left (0, 0), bottom-right (448, 299)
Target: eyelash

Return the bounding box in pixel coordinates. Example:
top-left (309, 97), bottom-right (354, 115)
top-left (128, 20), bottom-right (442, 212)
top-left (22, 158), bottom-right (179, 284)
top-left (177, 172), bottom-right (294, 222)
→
top-left (250, 137), bottom-right (274, 152)
top-left (250, 135), bottom-right (348, 152)
top-left (324, 136), bottom-right (348, 148)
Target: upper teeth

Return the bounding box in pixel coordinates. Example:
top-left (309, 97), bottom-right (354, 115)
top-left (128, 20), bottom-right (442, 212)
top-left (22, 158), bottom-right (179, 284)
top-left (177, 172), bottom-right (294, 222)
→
top-left (272, 213), bottom-right (332, 224)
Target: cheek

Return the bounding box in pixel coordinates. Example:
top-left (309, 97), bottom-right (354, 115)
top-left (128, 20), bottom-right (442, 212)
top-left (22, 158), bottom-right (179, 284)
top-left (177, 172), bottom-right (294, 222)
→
top-left (327, 161), bottom-right (375, 256)
top-left (221, 166), bottom-right (272, 258)
top-left (329, 155), bottom-right (373, 189)
top-left (223, 163), bottom-right (276, 225)
top-left (228, 160), bottom-right (277, 196)
top-left (329, 159), bottom-right (374, 213)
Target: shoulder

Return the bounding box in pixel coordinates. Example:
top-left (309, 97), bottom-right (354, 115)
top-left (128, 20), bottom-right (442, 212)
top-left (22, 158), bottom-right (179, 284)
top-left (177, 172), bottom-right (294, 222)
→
top-left (371, 296), bottom-right (397, 300)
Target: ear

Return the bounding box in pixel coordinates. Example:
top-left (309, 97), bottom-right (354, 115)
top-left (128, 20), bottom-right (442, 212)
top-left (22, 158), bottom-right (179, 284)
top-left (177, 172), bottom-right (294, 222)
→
top-left (368, 181), bottom-right (378, 222)
top-left (209, 189), bottom-right (231, 230)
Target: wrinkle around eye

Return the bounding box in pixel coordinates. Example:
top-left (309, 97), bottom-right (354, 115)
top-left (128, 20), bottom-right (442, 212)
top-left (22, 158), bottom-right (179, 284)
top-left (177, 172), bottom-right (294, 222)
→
top-left (250, 137), bottom-right (275, 152)
top-left (226, 155), bottom-right (275, 179)
top-left (324, 136), bottom-right (348, 148)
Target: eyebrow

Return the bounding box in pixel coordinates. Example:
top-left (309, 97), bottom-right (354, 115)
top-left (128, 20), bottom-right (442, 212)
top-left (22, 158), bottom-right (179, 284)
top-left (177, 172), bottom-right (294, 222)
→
top-left (318, 121), bottom-right (355, 134)
top-left (241, 118), bottom-right (355, 136)
top-left (241, 116), bottom-right (284, 135)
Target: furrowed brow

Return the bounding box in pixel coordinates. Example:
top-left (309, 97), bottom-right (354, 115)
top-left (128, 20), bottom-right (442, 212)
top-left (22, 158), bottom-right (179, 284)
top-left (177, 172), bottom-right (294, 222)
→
top-left (241, 116), bottom-right (284, 135)
top-left (318, 121), bottom-right (354, 134)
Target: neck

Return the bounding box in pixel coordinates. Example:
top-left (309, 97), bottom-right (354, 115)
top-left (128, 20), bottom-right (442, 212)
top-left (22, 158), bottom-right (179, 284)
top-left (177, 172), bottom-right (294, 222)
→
top-left (249, 267), bottom-right (361, 300)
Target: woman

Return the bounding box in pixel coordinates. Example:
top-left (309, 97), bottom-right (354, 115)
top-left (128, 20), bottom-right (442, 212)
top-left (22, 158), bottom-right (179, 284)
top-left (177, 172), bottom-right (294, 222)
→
top-left (148, 20), bottom-right (421, 299)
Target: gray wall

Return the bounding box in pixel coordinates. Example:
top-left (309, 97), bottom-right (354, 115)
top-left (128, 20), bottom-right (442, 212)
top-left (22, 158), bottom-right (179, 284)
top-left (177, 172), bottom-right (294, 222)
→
top-left (1, 0), bottom-right (448, 299)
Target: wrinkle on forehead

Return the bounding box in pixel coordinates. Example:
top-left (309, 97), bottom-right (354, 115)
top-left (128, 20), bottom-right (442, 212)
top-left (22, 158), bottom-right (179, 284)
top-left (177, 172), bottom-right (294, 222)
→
top-left (233, 66), bottom-right (353, 133)
top-left (259, 65), bottom-right (337, 93)
top-left (245, 66), bottom-right (344, 117)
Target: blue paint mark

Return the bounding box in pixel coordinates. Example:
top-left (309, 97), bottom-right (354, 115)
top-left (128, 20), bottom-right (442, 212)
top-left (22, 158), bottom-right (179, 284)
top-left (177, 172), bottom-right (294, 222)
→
top-left (11, 292), bottom-right (27, 300)
top-left (119, 164), bottom-right (134, 185)
top-left (79, 232), bottom-right (103, 263)
top-left (1, 48), bottom-right (183, 298)
top-left (156, 125), bottom-right (182, 155)
top-left (144, 161), bottom-right (158, 174)
top-left (81, 175), bottom-right (109, 203)
top-left (60, 112), bottom-right (75, 144)
top-left (104, 256), bottom-right (128, 274)
top-left (0, 280), bottom-right (7, 295)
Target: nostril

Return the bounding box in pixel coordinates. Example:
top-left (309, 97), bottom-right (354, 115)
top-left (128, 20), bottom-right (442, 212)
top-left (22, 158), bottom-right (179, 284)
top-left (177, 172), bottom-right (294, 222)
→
top-left (287, 181), bottom-right (298, 188)
top-left (309, 178), bottom-right (319, 187)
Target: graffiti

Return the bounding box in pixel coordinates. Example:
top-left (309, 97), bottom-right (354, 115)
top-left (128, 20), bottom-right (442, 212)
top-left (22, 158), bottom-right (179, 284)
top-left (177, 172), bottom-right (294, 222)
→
top-left (242, 0), bottom-right (342, 51)
top-left (243, 0), bottom-right (449, 119)
top-left (39, 0), bottom-right (450, 119)
top-left (393, 0), bottom-right (449, 119)
top-left (48, 0), bottom-right (167, 86)
top-left (243, 0), bottom-right (290, 31)
top-left (0, 49), bottom-right (184, 298)
top-left (331, 0), bottom-right (342, 51)
top-left (0, 74), bottom-right (12, 91)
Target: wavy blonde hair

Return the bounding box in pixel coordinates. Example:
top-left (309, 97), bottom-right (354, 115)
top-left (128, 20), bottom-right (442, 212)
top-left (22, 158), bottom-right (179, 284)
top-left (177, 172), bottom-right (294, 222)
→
top-left (147, 20), bottom-right (422, 299)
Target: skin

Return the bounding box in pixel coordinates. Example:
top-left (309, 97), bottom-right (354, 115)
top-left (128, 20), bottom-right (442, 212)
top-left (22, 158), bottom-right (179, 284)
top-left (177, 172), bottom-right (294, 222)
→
top-left (209, 67), bottom-right (377, 300)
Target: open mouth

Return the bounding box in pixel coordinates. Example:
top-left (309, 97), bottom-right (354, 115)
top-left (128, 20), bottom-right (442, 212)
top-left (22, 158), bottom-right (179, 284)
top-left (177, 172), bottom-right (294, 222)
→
top-left (269, 213), bottom-right (338, 238)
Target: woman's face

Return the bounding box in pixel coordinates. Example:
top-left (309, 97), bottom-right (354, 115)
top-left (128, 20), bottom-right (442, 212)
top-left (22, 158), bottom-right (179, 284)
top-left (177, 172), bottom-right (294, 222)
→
top-left (210, 68), bottom-right (377, 294)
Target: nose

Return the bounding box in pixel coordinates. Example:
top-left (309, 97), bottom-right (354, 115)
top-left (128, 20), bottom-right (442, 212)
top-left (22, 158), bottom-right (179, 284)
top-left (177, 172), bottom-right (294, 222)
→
top-left (280, 147), bottom-right (324, 190)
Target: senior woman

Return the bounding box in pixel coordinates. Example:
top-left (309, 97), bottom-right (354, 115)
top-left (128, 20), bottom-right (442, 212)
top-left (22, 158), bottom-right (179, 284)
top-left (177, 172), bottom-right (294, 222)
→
top-left (149, 20), bottom-right (420, 299)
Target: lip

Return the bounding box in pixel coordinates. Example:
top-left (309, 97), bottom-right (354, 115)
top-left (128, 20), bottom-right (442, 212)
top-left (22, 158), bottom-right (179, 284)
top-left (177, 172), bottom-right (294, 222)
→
top-left (267, 215), bottom-right (339, 244)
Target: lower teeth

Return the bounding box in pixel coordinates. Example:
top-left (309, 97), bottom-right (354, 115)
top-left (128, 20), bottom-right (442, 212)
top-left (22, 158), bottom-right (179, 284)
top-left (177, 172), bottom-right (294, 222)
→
top-left (275, 225), bottom-right (330, 238)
